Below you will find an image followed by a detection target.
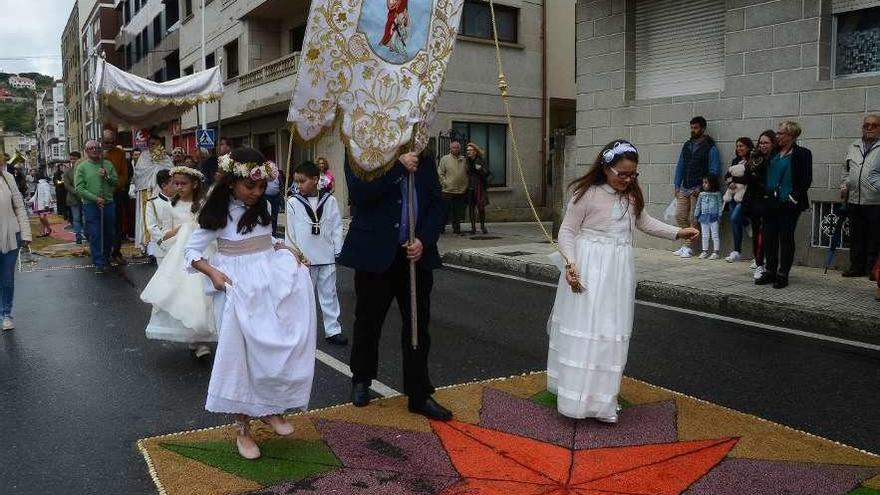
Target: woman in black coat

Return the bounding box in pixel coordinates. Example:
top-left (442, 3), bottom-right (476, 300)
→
top-left (465, 142), bottom-right (490, 235)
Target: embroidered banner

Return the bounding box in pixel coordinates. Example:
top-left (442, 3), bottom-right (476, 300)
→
top-left (287, 0), bottom-right (464, 176)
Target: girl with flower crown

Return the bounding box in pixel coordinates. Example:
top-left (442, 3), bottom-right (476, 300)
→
top-left (141, 166), bottom-right (216, 359)
top-left (546, 140), bottom-right (698, 422)
top-left (184, 147), bottom-right (316, 460)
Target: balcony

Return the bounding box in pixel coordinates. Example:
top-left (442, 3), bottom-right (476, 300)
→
top-left (238, 52), bottom-right (300, 92)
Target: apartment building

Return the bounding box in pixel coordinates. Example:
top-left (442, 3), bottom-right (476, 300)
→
top-left (176, 0), bottom-right (575, 219)
top-left (35, 83), bottom-right (68, 168)
top-left (62, 3), bottom-right (84, 152)
top-left (114, 0), bottom-right (181, 82)
top-left (78, 0), bottom-right (120, 141)
top-left (9, 76), bottom-right (36, 91)
top-left (574, 0), bottom-right (880, 268)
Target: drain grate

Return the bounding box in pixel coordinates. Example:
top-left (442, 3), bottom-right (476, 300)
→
top-left (497, 251), bottom-right (535, 257)
top-left (469, 235), bottom-right (502, 240)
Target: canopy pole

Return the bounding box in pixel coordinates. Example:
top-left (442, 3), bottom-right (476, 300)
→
top-left (217, 56), bottom-right (223, 149)
top-left (199, 0), bottom-right (207, 131)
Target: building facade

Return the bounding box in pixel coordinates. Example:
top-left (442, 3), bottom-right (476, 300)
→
top-left (176, 0), bottom-right (575, 219)
top-left (114, 0), bottom-right (181, 82)
top-left (574, 0), bottom-right (880, 269)
top-left (63, 3), bottom-right (84, 152)
top-left (9, 76), bottom-right (36, 90)
top-left (79, 0), bottom-right (120, 141)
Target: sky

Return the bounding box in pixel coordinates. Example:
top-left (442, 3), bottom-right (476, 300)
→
top-left (0, 0), bottom-right (72, 79)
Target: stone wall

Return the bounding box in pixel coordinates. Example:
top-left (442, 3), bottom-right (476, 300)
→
top-left (575, 0), bottom-right (880, 268)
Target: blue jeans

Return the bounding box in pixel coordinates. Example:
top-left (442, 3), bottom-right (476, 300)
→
top-left (0, 234), bottom-right (21, 317)
top-left (729, 201), bottom-right (746, 252)
top-left (69, 204), bottom-right (83, 241)
top-left (83, 202), bottom-right (117, 268)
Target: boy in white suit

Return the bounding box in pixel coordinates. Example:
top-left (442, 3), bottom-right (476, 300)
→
top-left (287, 161), bottom-right (347, 345)
top-left (144, 170), bottom-right (176, 262)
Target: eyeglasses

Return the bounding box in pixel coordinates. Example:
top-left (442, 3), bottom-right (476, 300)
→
top-left (608, 167), bottom-right (639, 181)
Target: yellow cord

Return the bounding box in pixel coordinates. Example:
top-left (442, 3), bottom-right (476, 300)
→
top-left (486, 0), bottom-right (570, 266)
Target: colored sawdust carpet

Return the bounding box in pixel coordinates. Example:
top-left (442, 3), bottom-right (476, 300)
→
top-left (138, 373), bottom-right (880, 495)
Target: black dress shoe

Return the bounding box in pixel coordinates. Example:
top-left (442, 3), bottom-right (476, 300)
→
top-left (773, 276), bottom-right (789, 289)
top-left (325, 334), bottom-right (349, 346)
top-left (842, 269), bottom-right (866, 278)
top-left (351, 382), bottom-right (370, 407)
top-left (408, 396), bottom-right (452, 421)
top-left (755, 272), bottom-right (776, 285)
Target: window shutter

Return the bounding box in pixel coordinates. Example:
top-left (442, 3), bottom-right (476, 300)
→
top-left (635, 0), bottom-right (725, 99)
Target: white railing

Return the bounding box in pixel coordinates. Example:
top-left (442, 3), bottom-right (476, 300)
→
top-left (238, 52), bottom-right (301, 92)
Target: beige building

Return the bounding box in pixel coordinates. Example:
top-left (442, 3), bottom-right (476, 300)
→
top-left (78, 0), bottom-right (120, 141)
top-left (62, 3), bottom-right (84, 152)
top-left (575, 0), bottom-right (880, 269)
top-left (114, 0), bottom-right (181, 82)
top-left (177, 0), bottom-right (575, 219)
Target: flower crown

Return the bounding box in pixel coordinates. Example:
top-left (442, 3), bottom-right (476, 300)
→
top-left (217, 154), bottom-right (279, 181)
top-left (169, 165), bottom-right (205, 181)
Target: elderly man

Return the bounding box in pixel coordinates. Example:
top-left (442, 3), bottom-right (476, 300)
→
top-left (438, 140), bottom-right (468, 235)
top-left (75, 140), bottom-right (118, 274)
top-left (841, 114), bottom-right (880, 281)
top-left (171, 147), bottom-right (186, 166)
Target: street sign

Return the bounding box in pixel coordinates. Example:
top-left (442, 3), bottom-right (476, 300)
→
top-left (197, 129), bottom-right (216, 149)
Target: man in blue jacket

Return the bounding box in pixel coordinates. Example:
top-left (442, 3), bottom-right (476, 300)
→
top-left (338, 149), bottom-right (451, 421)
top-left (673, 116), bottom-right (721, 258)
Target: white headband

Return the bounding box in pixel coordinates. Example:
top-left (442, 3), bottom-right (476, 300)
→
top-left (602, 141), bottom-right (638, 165)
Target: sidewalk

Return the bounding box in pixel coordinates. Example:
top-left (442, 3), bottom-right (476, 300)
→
top-left (440, 223), bottom-right (880, 345)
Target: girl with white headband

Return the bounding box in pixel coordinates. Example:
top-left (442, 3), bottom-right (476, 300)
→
top-left (546, 140), bottom-right (698, 422)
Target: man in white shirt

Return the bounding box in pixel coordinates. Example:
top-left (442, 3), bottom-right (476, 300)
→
top-left (287, 161), bottom-right (346, 345)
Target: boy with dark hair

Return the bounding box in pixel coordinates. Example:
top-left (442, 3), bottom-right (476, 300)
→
top-left (144, 169), bottom-right (176, 263)
top-left (286, 161), bottom-right (347, 345)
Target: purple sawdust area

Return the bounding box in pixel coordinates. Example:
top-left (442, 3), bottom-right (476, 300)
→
top-left (314, 419), bottom-right (458, 477)
top-left (479, 387), bottom-right (677, 449)
top-left (684, 458), bottom-right (880, 495)
top-left (249, 470), bottom-right (458, 495)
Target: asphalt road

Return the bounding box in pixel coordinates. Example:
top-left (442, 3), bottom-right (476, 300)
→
top-left (0, 258), bottom-right (877, 494)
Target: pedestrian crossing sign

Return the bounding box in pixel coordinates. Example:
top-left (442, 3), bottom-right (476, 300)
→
top-left (197, 129), bottom-right (216, 149)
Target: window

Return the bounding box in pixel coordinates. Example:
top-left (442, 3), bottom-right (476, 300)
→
top-left (135, 34), bottom-right (142, 62)
top-left (125, 44), bottom-right (133, 69)
top-left (834, 7), bottom-right (880, 77)
top-left (123, 0), bottom-right (131, 25)
top-left (635, 0), bottom-right (725, 99)
top-left (812, 202), bottom-right (851, 248)
top-left (225, 39), bottom-right (239, 78)
top-left (133, 0), bottom-right (140, 15)
top-left (165, 0), bottom-right (179, 26)
top-left (183, 64), bottom-right (194, 75)
top-left (205, 52), bottom-right (215, 69)
top-left (290, 25), bottom-right (306, 53)
top-left (153, 69), bottom-right (164, 83)
top-left (184, 0), bottom-right (193, 18)
top-left (452, 122), bottom-right (507, 187)
top-left (153, 15), bottom-right (163, 46)
top-left (460, 0), bottom-right (518, 43)
top-left (141, 26), bottom-right (150, 56)
top-left (165, 50), bottom-right (180, 79)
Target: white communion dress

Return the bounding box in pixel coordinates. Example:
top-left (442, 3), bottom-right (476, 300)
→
top-left (184, 200), bottom-right (317, 417)
top-left (547, 185), bottom-right (678, 420)
top-left (141, 199), bottom-right (217, 344)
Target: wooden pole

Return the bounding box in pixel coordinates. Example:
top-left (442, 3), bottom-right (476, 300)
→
top-left (408, 171), bottom-right (418, 349)
top-left (283, 127), bottom-right (294, 198)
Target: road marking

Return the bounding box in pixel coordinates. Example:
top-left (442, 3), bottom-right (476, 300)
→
top-left (315, 349), bottom-right (400, 397)
top-left (444, 263), bottom-right (880, 352)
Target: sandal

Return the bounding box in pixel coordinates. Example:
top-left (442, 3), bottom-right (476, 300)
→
top-left (261, 415), bottom-right (294, 436)
top-left (234, 420), bottom-right (261, 459)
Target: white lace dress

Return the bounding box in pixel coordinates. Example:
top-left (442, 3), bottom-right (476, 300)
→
top-left (184, 200), bottom-right (317, 417)
top-left (141, 200), bottom-right (217, 344)
top-left (547, 185), bottom-right (678, 419)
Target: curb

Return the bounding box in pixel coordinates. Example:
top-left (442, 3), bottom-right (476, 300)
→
top-left (442, 250), bottom-right (880, 346)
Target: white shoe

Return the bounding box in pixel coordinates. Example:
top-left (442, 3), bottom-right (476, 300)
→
top-left (709, 252), bottom-right (720, 260)
top-left (753, 265), bottom-right (765, 280)
top-left (262, 415), bottom-right (295, 436)
top-left (725, 251), bottom-right (740, 263)
top-left (698, 251), bottom-right (709, 259)
top-left (679, 247), bottom-right (693, 258)
top-left (596, 415), bottom-right (618, 424)
top-left (749, 260), bottom-right (758, 269)
top-left (194, 344), bottom-right (211, 359)
top-left (2, 317), bottom-right (13, 331)
top-left (673, 246), bottom-right (686, 256)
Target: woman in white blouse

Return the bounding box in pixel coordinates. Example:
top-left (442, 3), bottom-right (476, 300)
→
top-left (0, 153), bottom-right (33, 330)
top-left (547, 140), bottom-right (698, 422)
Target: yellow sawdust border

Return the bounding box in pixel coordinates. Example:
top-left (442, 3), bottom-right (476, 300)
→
top-left (136, 371), bottom-right (880, 495)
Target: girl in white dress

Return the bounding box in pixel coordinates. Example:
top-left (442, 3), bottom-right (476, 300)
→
top-left (185, 147), bottom-right (316, 460)
top-left (547, 140), bottom-right (698, 422)
top-left (141, 166), bottom-right (216, 359)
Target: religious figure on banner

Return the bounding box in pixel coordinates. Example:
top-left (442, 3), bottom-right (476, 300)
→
top-left (381, 0), bottom-right (410, 58)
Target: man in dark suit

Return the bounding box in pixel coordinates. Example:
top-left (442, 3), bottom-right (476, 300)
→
top-left (338, 150), bottom-right (451, 421)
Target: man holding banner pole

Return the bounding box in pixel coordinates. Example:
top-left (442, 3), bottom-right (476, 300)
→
top-left (338, 149), bottom-right (450, 421)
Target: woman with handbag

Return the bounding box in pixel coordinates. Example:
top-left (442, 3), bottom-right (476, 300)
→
top-left (0, 153), bottom-right (33, 330)
top-left (755, 122), bottom-right (812, 289)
